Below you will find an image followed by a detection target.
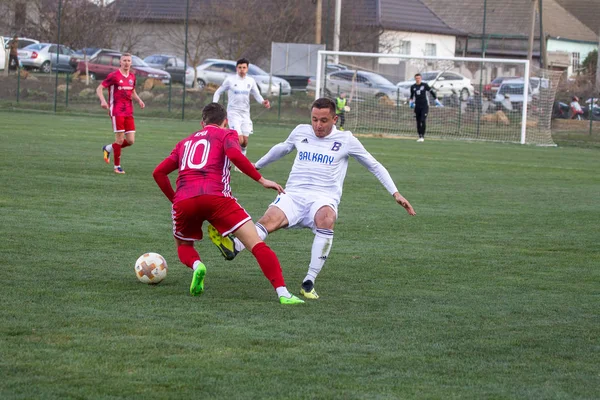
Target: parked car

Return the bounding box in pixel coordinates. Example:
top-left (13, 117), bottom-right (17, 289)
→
top-left (529, 77), bottom-right (550, 96)
top-left (69, 47), bottom-right (119, 70)
top-left (17, 42), bottom-right (74, 73)
top-left (3, 36), bottom-right (39, 50)
top-left (305, 63), bottom-right (351, 92)
top-left (195, 59), bottom-right (291, 95)
top-left (310, 70), bottom-right (404, 103)
top-left (483, 76), bottom-right (520, 98)
top-left (76, 52), bottom-right (171, 83)
top-left (397, 70), bottom-right (474, 101)
top-left (494, 78), bottom-right (532, 111)
top-left (144, 54), bottom-right (194, 87)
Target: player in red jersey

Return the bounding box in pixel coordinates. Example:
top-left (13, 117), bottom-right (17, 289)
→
top-left (96, 53), bottom-right (145, 174)
top-left (152, 102), bottom-right (304, 304)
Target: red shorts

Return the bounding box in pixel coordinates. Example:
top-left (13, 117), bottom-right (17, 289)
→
top-left (171, 195), bottom-right (251, 241)
top-left (111, 116), bottom-right (135, 133)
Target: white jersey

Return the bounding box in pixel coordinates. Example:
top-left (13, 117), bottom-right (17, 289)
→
top-left (212, 74), bottom-right (264, 115)
top-left (255, 124), bottom-right (399, 204)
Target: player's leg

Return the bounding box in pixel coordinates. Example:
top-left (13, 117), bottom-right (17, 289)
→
top-left (234, 221), bottom-right (303, 304)
top-left (172, 197), bottom-right (209, 296)
top-left (176, 238), bottom-right (206, 296)
top-left (208, 193), bottom-right (293, 259)
top-left (208, 205), bottom-right (286, 259)
top-left (301, 204), bottom-right (337, 299)
top-left (421, 106), bottom-right (429, 139)
top-left (237, 118), bottom-right (253, 159)
top-left (112, 130), bottom-right (126, 173)
top-left (415, 108), bottom-right (425, 142)
top-left (339, 113), bottom-right (345, 130)
top-left (117, 119), bottom-right (136, 170)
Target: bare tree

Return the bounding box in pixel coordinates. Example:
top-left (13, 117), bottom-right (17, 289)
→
top-left (10, 0), bottom-right (116, 48)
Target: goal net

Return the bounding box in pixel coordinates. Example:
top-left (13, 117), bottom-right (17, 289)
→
top-left (314, 50), bottom-right (560, 146)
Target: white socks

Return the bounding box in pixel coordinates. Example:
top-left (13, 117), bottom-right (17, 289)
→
top-left (105, 144), bottom-right (113, 153)
top-left (304, 229), bottom-right (334, 284)
top-left (241, 146), bottom-right (247, 156)
top-left (192, 260), bottom-right (202, 271)
top-left (275, 286), bottom-right (292, 298)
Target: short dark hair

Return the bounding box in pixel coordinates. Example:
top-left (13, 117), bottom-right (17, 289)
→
top-left (311, 98), bottom-right (336, 116)
top-left (121, 53), bottom-right (132, 58)
top-left (414, 73), bottom-right (422, 78)
top-left (202, 102), bottom-right (227, 125)
top-left (236, 58), bottom-right (249, 67)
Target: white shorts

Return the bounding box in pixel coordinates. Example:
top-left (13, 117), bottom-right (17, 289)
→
top-left (227, 111), bottom-right (253, 136)
top-left (269, 191), bottom-right (338, 233)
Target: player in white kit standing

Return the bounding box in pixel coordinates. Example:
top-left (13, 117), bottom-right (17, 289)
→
top-left (212, 58), bottom-right (270, 158)
top-left (208, 98), bottom-right (416, 300)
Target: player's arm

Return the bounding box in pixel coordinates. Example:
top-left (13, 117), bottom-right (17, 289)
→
top-left (132, 89), bottom-right (145, 109)
top-left (212, 79), bottom-right (230, 103)
top-left (254, 127), bottom-right (299, 169)
top-left (152, 157), bottom-right (178, 203)
top-left (224, 132), bottom-right (283, 193)
top-left (425, 83), bottom-right (437, 99)
top-left (348, 137), bottom-right (415, 215)
top-left (96, 82), bottom-right (109, 109)
top-left (250, 80), bottom-right (269, 108)
top-left (225, 146), bottom-right (284, 194)
top-left (409, 85), bottom-right (415, 102)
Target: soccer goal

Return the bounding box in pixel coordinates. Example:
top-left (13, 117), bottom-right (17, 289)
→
top-left (315, 50), bottom-right (561, 146)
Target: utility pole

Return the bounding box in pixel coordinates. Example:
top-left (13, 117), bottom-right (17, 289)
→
top-left (527, 0), bottom-right (537, 63)
top-left (539, 0), bottom-right (546, 68)
top-left (333, 0), bottom-right (341, 64)
top-left (596, 27), bottom-right (600, 92)
top-left (315, 0), bottom-right (322, 44)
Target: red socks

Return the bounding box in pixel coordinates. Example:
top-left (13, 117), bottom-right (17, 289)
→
top-left (178, 244), bottom-right (201, 269)
top-left (112, 143), bottom-right (122, 167)
top-left (113, 140), bottom-right (131, 167)
top-left (251, 242), bottom-right (285, 289)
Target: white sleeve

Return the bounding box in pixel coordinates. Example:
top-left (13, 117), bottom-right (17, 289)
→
top-left (213, 78), bottom-right (230, 102)
top-left (250, 79), bottom-right (265, 104)
top-left (348, 136), bottom-right (399, 196)
top-left (255, 127), bottom-right (298, 169)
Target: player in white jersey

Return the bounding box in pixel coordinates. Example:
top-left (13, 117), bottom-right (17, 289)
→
top-left (208, 98), bottom-right (416, 300)
top-left (212, 58), bottom-right (270, 157)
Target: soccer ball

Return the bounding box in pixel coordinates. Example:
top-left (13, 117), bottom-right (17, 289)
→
top-left (135, 252), bottom-right (168, 284)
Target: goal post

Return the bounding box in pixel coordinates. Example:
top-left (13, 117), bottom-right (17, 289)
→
top-left (315, 50), bottom-right (559, 146)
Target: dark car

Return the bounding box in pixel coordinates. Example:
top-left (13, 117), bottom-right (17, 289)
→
top-left (77, 52), bottom-right (171, 83)
top-left (69, 47), bottom-right (119, 70)
top-left (144, 54), bottom-right (194, 87)
top-left (483, 76), bottom-right (520, 98)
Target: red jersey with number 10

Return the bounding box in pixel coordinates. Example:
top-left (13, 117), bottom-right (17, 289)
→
top-left (166, 125), bottom-right (241, 204)
top-left (102, 69), bottom-right (136, 117)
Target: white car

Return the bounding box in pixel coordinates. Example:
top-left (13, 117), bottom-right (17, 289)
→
top-left (529, 77), bottom-right (549, 96)
top-left (494, 78), bottom-right (532, 111)
top-left (196, 59), bottom-right (291, 96)
top-left (397, 70), bottom-right (474, 101)
top-left (2, 36), bottom-right (40, 70)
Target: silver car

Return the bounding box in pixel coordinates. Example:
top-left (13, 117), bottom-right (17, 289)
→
top-left (18, 43), bottom-right (74, 73)
top-left (196, 59), bottom-right (291, 96)
top-left (313, 70), bottom-right (405, 103)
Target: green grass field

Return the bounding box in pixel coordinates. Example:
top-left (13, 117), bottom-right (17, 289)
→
top-left (1, 111), bottom-right (599, 399)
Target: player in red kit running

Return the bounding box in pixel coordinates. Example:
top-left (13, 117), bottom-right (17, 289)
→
top-left (152, 102), bottom-right (304, 304)
top-left (96, 53), bottom-right (145, 174)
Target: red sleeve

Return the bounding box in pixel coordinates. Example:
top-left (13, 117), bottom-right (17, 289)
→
top-left (101, 72), bottom-right (114, 88)
top-left (153, 156), bottom-right (178, 203)
top-left (225, 147), bottom-right (262, 181)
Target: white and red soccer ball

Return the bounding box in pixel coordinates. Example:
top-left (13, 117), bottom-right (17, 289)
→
top-left (135, 252), bottom-right (168, 284)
